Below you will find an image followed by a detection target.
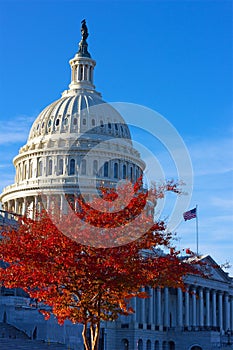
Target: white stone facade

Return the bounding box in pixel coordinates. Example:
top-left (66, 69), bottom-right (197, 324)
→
top-left (1, 254), bottom-right (232, 350)
top-left (0, 25), bottom-right (232, 350)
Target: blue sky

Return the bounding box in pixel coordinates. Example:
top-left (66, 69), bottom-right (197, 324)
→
top-left (0, 1), bottom-right (232, 273)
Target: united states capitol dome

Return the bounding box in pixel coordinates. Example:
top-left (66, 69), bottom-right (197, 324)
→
top-left (0, 20), bottom-right (145, 217)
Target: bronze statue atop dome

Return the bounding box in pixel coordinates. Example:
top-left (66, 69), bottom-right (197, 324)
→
top-left (81, 19), bottom-right (88, 41)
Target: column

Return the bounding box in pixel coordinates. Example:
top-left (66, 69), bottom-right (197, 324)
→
top-left (22, 197), bottom-right (27, 216)
top-left (218, 292), bottom-right (223, 330)
top-left (224, 293), bottom-right (230, 331)
top-left (192, 288), bottom-right (197, 327)
top-left (212, 290), bottom-right (217, 328)
top-left (152, 288), bottom-right (156, 325)
top-left (60, 194), bottom-right (64, 213)
top-left (141, 287), bottom-right (146, 325)
top-left (185, 287), bottom-right (190, 328)
top-left (47, 195), bottom-right (51, 211)
top-left (177, 288), bottom-right (183, 327)
top-left (205, 289), bottom-right (210, 327)
top-left (34, 196), bottom-right (38, 218)
top-left (87, 66), bottom-right (90, 82)
top-left (131, 296), bottom-right (137, 323)
top-left (148, 287), bottom-right (153, 325)
top-left (199, 288), bottom-right (204, 328)
top-left (157, 287), bottom-right (162, 328)
top-left (14, 200), bottom-right (19, 215)
top-left (164, 287), bottom-right (169, 328)
top-left (230, 296), bottom-right (233, 331)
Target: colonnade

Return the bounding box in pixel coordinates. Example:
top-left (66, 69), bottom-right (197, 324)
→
top-left (128, 286), bottom-right (233, 332)
top-left (2, 194), bottom-right (71, 218)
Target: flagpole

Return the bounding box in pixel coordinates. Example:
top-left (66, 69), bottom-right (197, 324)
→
top-left (196, 204), bottom-right (199, 256)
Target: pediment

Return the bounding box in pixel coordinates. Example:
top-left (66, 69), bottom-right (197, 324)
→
top-left (201, 255), bottom-right (232, 283)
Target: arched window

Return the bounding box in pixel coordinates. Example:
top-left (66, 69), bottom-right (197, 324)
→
top-left (38, 159), bottom-right (43, 177)
top-left (48, 159), bottom-right (53, 175)
top-left (122, 164), bottom-right (127, 179)
top-left (104, 162), bottom-right (109, 177)
top-left (147, 340), bottom-right (151, 350)
top-left (168, 341), bottom-right (175, 350)
top-left (121, 339), bottom-right (129, 350)
top-left (80, 66), bottom-right (83, 80)
top-left (59, 159), bottom-right (63, 175)
top-left (162, 341), bottom-right (167, 350)
top-left (83, 118), bottom-right (86, 125)
top-left (84, 65), bottom-right (88, 80)
top-left (100, 120), bottom-right (104, 128)
top-left (108, 122), bottom-right (112, 129)
top-left (29, 160), bottom-right (32, 178)
top-left (93, 160), bottom-right (98, 175)
top-left (23, 162), bottom-right (27, 180)
top-left (70, 159), bottom-right (75, 175)
top-left (114, 163), bottom-right (118, 179)
top-left (92, 118), bottom-right (95, 126)
top-left (155, 341), bottom-right (159, 350)
top-left (55, 118), bottom-right (60, 126)
top-left (138, 339), bottom-right (143, 350)
top-left (81, 159), bottom-right (86, 175)
top-left (130, 166), bottom-right (133, 182)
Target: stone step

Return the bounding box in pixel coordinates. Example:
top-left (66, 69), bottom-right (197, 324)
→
top-left (0, 322), bottom-right (29, 339)
top-left (0, 338), bottom-right (70, 350)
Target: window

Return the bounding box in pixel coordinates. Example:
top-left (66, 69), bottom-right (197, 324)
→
top-left (59, 159), bottom-right (63, 175)
top-left (138, 340), bottom-right (143, 350)
top-left (114, 163), bottom-right (118, 179)
top-left (146, 340), bottom-right (151, 350)
top-left (80, 66), bottom-right (83, 80)
top-left (83, 119), bottom-right (86, 125)
top-left (48, 119), bottom-right (52, 128)
top-left (122, 164), bottom-right (127, 179)
top-left (93, 160), bottom-right (98, 175)
top-left (70, 159), bottom-right (75, 175)
top-left (115, 124), bottom-right (118, 131)
top-left (108, 122), bottom-right (112, 129)
top-left (73, 118), bottom-right (77, 126)
top-left (100, 120), bottom-right (104, 128)
top-left (63, 117), bottom-right (68, 126)
top-left (48, 159), bottom-right (53, 175)
top-left (121, 339), bottom-right (129, 350)
top-left (130, 167), bottom-right (133, 182)
top-left (91, 119), bottom-right (95, 126)
top-left (38, 159), bottom-right (43, 177)
top-left (23, 162), bottom-right (27, 179)
top-left (104, 162), bottom-right (109, 177)
top-left (29, 161), bottom-right (32, 178)
top-left (55, 119), bottom-right (60, 126)
top-left (81, 159), bottom-right (86, 175)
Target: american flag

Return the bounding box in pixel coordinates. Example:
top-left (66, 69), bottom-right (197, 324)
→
top-left (183, 208), bottom-right (197, 221)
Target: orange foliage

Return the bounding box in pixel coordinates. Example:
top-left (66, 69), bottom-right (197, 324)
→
top-left (0, 179), bottom-right (201, 350)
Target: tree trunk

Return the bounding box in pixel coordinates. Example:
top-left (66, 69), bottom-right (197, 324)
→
top-left (82, 322), bottom-right (91, 350)
top-left (90, 321), bottom-right (101, 350)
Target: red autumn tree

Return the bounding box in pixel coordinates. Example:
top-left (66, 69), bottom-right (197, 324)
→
top-left (0, 180), bottom-right (201, 350)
